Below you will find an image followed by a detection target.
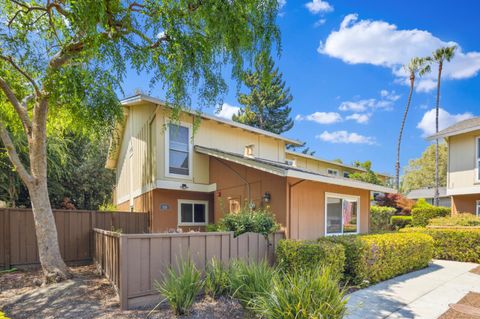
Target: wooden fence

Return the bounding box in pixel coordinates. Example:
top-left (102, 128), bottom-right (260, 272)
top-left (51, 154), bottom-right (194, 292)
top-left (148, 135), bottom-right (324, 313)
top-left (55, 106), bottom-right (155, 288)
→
top-left (0, 209), bottom-right (149, 269)
top-left (93, 228), bottom-right (285, 310)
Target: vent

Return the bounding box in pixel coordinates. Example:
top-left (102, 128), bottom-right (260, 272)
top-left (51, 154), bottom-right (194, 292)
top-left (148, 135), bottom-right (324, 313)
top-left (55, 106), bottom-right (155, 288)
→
top-left (285, 159), bottom-right (296, 167)
top-left (244, 144), bottom-right (255, 158)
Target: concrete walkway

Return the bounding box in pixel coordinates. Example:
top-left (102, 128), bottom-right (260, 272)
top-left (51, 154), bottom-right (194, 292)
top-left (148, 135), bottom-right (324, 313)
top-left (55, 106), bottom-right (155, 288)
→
top-left (346, 260), bottom-right (480, 319)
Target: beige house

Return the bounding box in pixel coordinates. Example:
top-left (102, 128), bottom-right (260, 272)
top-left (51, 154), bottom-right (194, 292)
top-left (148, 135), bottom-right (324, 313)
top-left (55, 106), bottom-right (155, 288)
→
top-left (107, 94), bottom-right (394, 240)
top-left (429, 117), bottom-right (480, 215)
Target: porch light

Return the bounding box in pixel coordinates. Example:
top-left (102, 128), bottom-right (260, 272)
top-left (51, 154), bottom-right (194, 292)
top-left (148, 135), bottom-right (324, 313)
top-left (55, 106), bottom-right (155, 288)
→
top-left (263, 192), bottom-right (271, 203)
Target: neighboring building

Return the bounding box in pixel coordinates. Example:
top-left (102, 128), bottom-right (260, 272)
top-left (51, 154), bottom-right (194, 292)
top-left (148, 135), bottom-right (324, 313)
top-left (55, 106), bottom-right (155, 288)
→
top-left (429, 117), bottom-right (480, 215)
top-left (406, 187), bottom-right (451, 207)
top-left (107, 94), bottom-right (394, 239)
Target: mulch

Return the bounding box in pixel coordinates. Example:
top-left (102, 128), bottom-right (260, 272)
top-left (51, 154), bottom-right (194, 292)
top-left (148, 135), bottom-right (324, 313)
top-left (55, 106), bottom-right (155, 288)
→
top-left (0, 265), bottom-right (245, 319)
top-left (439, 292), bottom-right (480, 319)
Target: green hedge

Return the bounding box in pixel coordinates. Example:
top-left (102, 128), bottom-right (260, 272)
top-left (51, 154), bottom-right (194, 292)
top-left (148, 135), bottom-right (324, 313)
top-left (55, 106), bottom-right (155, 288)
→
top-left (370, 206), bottom-right (397, 232)
top-left (390, 216), bottom-right (413, 229)
top-left (428, 213), bottom-right (480, 227)
top-left (401, 227), bottom-right (480, 263)
top-left (411, 206), bottom-right (450, 227)
top-left (325, 232), bottom-right (433, 285)
top-left (276, 240), bottom-right (345, 276)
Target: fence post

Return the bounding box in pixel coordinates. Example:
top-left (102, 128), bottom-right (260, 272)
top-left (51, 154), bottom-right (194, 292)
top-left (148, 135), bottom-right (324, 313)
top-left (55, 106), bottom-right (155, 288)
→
top-left (4, 209), bottom-right (11, 269)
top-left (119, 235), bottom-right (129, 310)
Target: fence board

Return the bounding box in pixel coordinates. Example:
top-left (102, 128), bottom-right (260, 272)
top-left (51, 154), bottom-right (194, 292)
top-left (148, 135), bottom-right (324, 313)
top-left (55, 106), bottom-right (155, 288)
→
top-left (0, 209), bottom-right (148, 269)
top-left (93, 229), bottom-right (285, 310)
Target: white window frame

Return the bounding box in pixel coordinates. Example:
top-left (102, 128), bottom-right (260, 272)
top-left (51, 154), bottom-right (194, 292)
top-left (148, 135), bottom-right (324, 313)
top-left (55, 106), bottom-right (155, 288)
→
top-left (476, 200), bottom-right (480, 217)
top-left (325, 192), bottom-right (360, 236)
top-left (178, 199), bottom-right (209, 226)
top-left (165, 121), bottom-right (193, 180)
top-left (327, 168), bottom-right (339, 177)
top-left (476, 136), bottom-right (480, 183)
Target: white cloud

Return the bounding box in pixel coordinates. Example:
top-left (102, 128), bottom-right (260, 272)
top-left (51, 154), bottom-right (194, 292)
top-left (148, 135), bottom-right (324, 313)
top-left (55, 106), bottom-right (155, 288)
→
top-left (305, 0), bottom-right (333, 14)
top-left (278, 0), bottom-right (286, 8)
top-left (314, 19), bottom-right (327, 27)
top-left (346, 113), bottom-right (370, 124)
top-left (296, 112), bottom-right (342, 124)
top-left (216, 103), bottom-right (240, 120)
top-left (316, 130), bottom-right (376, 145)
top-left (338, 90), bottom-right (399, 112)
top-left (339, 99), bottom-right (375, 112)
top-left (417, 108), bottom-right (474, 137)
top-left (319, 14), bottom-right (480, 92)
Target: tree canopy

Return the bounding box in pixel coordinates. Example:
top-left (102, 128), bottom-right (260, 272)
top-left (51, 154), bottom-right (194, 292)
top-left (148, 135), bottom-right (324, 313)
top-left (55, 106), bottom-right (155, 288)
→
top-left (233, 56), bottom-right (293, 134)
top-left (349, 160), bottom-right (384, 186)
top-left (402, 143), bottom-right (447, 193)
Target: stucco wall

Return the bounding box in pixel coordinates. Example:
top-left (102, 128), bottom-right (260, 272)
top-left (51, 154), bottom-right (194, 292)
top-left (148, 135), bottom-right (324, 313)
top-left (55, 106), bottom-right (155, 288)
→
top-left (288, 178), bottom-right (370, 240)
top-left (448, 131), bottom-right (480, 191)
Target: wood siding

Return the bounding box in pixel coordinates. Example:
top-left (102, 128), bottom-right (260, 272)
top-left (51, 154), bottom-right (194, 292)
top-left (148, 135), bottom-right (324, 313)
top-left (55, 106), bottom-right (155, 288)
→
top-left (0, 209), bottom-right (148, 269)
top-left (93, 229), bottom-right (285, 310)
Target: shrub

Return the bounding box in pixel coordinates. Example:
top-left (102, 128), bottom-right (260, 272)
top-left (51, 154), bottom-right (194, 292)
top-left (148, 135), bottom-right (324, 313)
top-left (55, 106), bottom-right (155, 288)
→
top-left (326, 232), bottom-right (434, 285)
top-left (228, 260), bottom-right (274, 308)
top-left (204, 258), bottom-right (229, 299)
top-left (276, 239), bottom-right (345, 276)
top-left (411, 206), bottom-right (450, 227)
top-left (428, 213), bottom-right (480, 227)
top-left (216, 207), bottom-right (280, 237)
top-left (370, 206), bottom-right (396, 231)
top-left (154, 260), bottom-right (203, 315)
top-left (401, 227), bottom-right (480, 263)
top-left (390, 216), bottom-right (413, 229)
top-left (252, 266), bottom-right (348, 319)
top-left (413, 198), bottom-right (432, 209)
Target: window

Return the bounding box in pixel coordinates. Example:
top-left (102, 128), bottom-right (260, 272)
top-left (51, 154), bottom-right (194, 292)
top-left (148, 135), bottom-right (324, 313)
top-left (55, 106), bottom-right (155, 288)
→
top-left (477, 137), bottom-right (480, 181)
top-left (327, 168), bottom-right (339, 177)
top-left (325, 193), bottom-right (359, 235)
top-left (167, 123), bottom-right (191, 178)
top-left (476, 200), bottom-right (480, 217)
top-left (178, 200), bottom-right (208, 226)
top-left (343, 171), bottom-right (350, 178)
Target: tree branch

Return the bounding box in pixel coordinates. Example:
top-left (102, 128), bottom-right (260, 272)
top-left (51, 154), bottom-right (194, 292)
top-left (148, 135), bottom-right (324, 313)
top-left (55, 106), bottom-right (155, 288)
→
top-left (0, 55), bottom-right (41, 95)
top-left (0, 121), bottom-right (33, 185)
top-left (0, 76), bottom-right (33, 136)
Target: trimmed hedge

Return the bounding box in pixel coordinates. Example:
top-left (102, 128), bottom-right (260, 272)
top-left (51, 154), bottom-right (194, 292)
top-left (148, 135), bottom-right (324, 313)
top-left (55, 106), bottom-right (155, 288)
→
top-left (428, 213), bottom-right (480, 227)
top-left (390, 216), bottom-right (413, 229)
top-left (411, 206), bottom-right (450, 227)
top-left (370, 206), bottom-right (397, 232)
top-left (276, 240), bottom-right (345, 276)
top-left (325, 232), bottom-right (434, 285)
top-left (401, 227), bottom-right (480, 263)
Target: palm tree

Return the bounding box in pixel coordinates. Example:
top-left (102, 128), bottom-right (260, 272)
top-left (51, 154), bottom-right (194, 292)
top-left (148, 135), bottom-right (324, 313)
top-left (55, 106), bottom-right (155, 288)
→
top-left (428, 46), bottom-right (456, 205)
top-left (395, 57), bottom-right (430, 191)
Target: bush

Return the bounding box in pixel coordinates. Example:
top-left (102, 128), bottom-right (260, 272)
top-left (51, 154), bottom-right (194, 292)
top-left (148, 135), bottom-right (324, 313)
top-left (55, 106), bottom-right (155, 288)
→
top-left (390, 216), bottom-right (413, 229)
top-left (370, 206), bottom-right (396, 231)
top-left (252, 266), bottom-right (348, 319)
top-left (204, 258), bottom-right (229, 299)
top-left (228, 260), bottom-right (274, 308)
top-left (401, 227), bottom-right (480, 263)
top-left (276, 239), bottom-right (345, 276)
top-left (154, 260), bottom-right (203, 315)
top-left (413, 198), bottom-right (432, 209)
top-left (428, 213), bottom-right (480, 227)
top-left (326, 232), bottom-right (434, 285)
top-left (215, 207), bottom-right (280, 237)
top-left (411, 206), bottom-right (450, 227)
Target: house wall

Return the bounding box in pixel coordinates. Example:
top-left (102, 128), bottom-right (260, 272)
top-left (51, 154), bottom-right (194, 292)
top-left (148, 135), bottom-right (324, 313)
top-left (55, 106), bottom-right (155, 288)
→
top-left (209, 158), bottom-right (288, 227)
top-left (451, 194), bottom-right (480, 215)
top-left (288, 178), bottom-right (370, 240)
top-left (448, 131), bottom-right (480, 193)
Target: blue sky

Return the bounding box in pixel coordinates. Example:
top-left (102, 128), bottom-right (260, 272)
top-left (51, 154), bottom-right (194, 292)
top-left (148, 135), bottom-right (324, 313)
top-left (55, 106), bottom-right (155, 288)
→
top-left (122, 0), bottom-right (480, 175)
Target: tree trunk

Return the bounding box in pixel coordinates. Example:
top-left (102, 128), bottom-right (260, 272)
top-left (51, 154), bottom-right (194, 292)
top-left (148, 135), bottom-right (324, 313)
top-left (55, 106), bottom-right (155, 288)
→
top-left (434, 62), bottom-right (443, 206)
top-left (396, 72), bottom-right (415, 190)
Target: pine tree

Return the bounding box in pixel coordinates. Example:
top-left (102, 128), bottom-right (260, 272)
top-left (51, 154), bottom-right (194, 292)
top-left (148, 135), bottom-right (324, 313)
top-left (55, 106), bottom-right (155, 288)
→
top-left (233, 56), bottom-right (294, 134)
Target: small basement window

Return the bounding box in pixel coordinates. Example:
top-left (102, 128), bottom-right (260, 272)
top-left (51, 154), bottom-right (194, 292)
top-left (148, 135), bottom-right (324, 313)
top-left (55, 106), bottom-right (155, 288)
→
top-left (178, 200), bottom-right (208, 226)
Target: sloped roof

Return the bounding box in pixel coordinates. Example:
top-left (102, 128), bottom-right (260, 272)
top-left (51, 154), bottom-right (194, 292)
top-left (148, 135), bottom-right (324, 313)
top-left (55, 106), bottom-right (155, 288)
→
top-left (406, 187), bottom-right (448, 199)
top-left (195, 145), bottom-right (396, 193)
top-left (428, 117), bottom-right (480, 140)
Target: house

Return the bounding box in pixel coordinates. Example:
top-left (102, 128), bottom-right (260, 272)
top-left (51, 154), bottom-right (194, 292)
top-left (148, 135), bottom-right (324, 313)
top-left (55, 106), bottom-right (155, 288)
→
top-left (429, 117), bottom-right (480, 215)
top-left (406, 187), bottom-right (451, 207)
top-left (107, 94), bottom-right (395, 240)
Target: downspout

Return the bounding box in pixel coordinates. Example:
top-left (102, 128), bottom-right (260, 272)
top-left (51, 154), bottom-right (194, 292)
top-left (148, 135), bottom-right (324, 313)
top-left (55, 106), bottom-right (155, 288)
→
top-left (287, 179), bottom-right (306, 239)
top-left (215, 158), bottom-right (252, 207)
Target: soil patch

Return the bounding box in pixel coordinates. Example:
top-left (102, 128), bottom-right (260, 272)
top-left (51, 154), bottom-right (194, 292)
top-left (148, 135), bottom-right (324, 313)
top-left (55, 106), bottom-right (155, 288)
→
top-left (439, 292), bottom-right (480, 319)
top-left (470, 266), bottom-right (480, 276)
top-left (0, 265), bottom-right (244, 319)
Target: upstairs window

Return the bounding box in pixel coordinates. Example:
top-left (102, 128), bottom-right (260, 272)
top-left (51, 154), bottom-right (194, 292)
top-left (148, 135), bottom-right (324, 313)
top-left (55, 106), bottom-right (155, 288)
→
top-left (327, 168), bottom-right (339, 177)
top-left (167, 123), bottom-right (191, 177)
